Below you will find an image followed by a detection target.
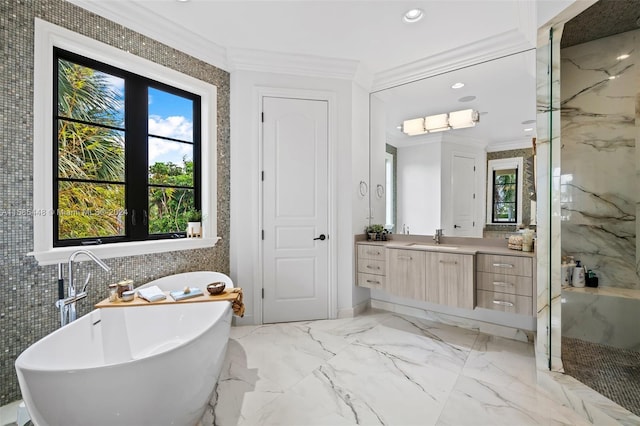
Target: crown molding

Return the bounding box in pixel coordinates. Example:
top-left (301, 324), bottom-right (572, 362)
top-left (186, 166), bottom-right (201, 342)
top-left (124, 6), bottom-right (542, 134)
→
top-left (227, 47), bottom-right (368, 84)
top-left (66, 0), bottom-right (229, 71)
top-left (371, 29), bottom-right (534, 92)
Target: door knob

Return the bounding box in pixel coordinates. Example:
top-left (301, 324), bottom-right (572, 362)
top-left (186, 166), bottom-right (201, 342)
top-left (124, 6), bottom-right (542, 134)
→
top-left (313, 234), bottom-right (327, 241)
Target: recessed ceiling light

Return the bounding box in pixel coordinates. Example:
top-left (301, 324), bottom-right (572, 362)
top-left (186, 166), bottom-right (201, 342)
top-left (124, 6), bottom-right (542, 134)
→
top-left (616, 54), bottom-right (630, 60)
top-left (521, 119), bottom-right (536, 125)
top-left (451, 82), bottom-right (465, 89)
top-left (403, 8), bottom-right (424, 23)
top-left (524, 128), bottom-right (534, 132)
top-left (458, 95), bottom-right (476, 102)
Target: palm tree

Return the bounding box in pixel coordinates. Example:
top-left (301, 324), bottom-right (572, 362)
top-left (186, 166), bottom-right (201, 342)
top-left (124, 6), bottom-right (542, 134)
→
top-left (57, 59), bottom-right (125, 239)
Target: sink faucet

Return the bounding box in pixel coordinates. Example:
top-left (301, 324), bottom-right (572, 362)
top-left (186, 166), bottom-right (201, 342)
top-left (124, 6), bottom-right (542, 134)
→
top-left (56, 250), bottom-right (110, 326)
top-left (434, 229), bottom-right (444, 245)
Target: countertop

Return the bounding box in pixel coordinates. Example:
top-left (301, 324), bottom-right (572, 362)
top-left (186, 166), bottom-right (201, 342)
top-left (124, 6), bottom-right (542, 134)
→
top-left (356, 239), bottom-right (535, 258)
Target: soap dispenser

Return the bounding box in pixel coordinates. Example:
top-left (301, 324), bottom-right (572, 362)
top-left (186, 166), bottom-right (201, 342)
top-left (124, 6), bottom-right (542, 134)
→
top-left (572, 260), bottom-right (586, 288)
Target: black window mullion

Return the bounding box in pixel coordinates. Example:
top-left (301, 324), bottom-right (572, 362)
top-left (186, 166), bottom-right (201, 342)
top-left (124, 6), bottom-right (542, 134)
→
top-left (126, 78), bottom-right (149, 240)
top-left (193, 96), bottom-right (202, 213)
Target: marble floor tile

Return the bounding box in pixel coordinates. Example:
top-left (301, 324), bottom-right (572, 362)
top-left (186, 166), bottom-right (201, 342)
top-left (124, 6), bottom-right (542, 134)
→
top-left (462, 333), bottom-right (538, 391)
top-left (207, 310), bottom-right (586, 426)
top-left (437, 375), bottom-right (592, 426)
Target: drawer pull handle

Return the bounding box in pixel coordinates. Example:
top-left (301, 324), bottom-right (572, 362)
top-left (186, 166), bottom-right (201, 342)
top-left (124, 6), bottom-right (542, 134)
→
top-left (367, 251), bottom-right (381, 255)
top-left (493, 281), bottom-right (514, 287)
top-left (492, 263), bottom-right (514, 268)
top-left (366, 265), bottom-right (381, 270)
top-left (397, 255), bottom-right (413, 260)
top-left (366, 279), bottom-right (380, 285)
top-left (493, 300), bottom-right (515, 307)
top-left (439, 260), bottom-right (458, 265)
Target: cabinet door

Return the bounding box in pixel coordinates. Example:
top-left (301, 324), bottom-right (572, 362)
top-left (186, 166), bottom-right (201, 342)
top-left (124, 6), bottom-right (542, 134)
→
top-left (425, 252), bottom-right (474, 309)
top-left (386, 249), bottom-right (425, 300)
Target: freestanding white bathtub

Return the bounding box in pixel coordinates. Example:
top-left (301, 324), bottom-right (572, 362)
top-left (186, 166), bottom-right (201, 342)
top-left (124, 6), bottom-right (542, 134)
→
top-left (15, 271), bottom-right (234, 426)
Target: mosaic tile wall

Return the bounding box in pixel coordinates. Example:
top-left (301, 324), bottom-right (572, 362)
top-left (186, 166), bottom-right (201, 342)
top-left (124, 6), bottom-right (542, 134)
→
top-left (484, 147), bottom-right (537, 238)
top-left (0, 0), bottom-right (230, 404)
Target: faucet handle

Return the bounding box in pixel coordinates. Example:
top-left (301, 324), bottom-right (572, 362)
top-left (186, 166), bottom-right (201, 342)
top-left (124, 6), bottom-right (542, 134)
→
top-left (82, 273), bottom-right (92, 293)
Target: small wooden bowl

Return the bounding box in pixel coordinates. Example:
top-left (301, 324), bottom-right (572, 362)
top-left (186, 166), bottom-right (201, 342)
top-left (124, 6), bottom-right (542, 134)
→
top-left (207, 282), bottom-right (226, 296)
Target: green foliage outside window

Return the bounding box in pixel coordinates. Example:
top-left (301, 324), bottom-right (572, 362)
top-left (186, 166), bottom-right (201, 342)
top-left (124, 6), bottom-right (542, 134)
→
top-left (57, 57), bottom-right (197, 242)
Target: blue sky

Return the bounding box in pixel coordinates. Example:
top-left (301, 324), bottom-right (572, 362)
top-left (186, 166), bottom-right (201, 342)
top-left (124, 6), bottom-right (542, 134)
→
top-left (103, 76), bottom-right (194, 167)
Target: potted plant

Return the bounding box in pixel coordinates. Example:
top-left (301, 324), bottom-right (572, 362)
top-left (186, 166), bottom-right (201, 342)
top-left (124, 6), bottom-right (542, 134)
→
top-left (366, 224), bottom-right (386, 241)
top-left (186, 209), bottom-right (202, 238)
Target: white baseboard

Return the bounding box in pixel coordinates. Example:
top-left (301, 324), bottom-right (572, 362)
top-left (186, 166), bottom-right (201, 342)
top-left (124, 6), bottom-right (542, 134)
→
top-left (337, 299), bottom-right (371, 319)
top-left (371, 299), bottom-right (533, 343)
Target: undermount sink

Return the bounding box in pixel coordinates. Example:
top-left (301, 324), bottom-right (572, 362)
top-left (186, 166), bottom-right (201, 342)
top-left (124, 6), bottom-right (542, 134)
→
top-left (406, 243), bottom-right (459, 251)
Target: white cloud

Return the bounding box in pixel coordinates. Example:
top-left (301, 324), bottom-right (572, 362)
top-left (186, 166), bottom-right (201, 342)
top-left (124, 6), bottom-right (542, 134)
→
top-left (148, 115), bottom-right (193, 142)
top-left (148, 137), bottom-right (192, 166)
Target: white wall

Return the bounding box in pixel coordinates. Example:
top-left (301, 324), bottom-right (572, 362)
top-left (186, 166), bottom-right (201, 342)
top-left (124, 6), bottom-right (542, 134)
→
top-left (351, 82), bottom-right (373, 309)
top-left (369, 95), bottom-right (387, 226)
top-left (396, 141), bottom-right (441, 235)
top-left (230, 69), bottom-right (368, 324)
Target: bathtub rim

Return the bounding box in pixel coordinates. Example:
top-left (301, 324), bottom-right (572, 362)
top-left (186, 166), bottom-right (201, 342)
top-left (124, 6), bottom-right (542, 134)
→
top-left (15, 300), bottom-right (231, 373)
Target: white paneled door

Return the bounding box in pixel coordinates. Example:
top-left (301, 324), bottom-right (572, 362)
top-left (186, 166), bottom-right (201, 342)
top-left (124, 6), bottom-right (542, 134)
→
top-left (451, 154), bottom-right (476, 236)
top-left (262, 96), bottom-right (329, 323)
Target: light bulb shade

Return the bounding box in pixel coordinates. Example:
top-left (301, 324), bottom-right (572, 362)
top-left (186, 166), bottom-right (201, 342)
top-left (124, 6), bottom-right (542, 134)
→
top-left (402, 117), bottom-right (426, 136)
top-left (448, 109), bottom-right (479, 129)
top-left (424, 113), bottom-right (450, 132)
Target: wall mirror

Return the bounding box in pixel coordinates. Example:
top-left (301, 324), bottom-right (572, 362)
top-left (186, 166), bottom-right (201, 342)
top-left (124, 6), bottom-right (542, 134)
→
top-left (369, 49), bottom-right (537, 238)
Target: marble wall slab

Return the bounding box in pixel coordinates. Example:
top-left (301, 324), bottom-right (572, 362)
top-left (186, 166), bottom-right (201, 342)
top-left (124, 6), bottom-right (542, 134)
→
top-left (561, 289), bottom-right (640, 351)
top-left (560, 29), bottom-right (639, 289)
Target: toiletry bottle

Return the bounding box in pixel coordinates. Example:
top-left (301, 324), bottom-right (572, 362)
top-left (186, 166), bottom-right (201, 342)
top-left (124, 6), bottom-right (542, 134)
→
top-left (561, 260), bottom-right (571, 286)
top-left (572, 260), bottom-right (585, 287)
top-left (566, 256), bottom-right (576, 285)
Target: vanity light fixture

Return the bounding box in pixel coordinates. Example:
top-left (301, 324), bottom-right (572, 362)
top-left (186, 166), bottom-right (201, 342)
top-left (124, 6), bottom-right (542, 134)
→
top-left (401, 109), bottom-right (479, 135)
top-left (403, 8), bottom-right (424, 23)
top-left (524, 127), bottom-right (534, 132)
top-left (451, 82), bottom-right (465, 89)
top-left (616, 54), bottom-right (630, 60)
top-left (424, 113), bottom-right (450, 132)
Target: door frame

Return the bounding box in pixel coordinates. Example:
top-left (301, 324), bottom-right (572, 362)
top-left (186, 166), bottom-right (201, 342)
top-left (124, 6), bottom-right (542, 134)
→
top-left (254, 86), bottom-right (338, 323)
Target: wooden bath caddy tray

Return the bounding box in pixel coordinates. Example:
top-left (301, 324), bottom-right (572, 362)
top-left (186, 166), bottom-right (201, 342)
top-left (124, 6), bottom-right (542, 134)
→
top-left (96, 289), bottom-right (240, 308)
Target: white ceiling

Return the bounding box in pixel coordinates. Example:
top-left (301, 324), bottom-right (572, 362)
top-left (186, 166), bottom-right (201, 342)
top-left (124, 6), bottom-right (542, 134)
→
top-left (69, 0), bottom-right (537, 79)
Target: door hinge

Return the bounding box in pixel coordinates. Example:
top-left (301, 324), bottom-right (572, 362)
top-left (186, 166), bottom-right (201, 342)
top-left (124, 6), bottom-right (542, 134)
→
top-left (261, 170), bottom-right (264, 181)
top-left (261, 112), bottom-right (264, 122)
top-left (473, 193), bottom-right (476, 199)
top-left (262, 288), bottom-right (264, 299)
top-left (473, 166), bottom-right (476, 172)
top-left (261, 229), bottom-right (264, 240)
top-left (473, 221), bottom-right (475, 227)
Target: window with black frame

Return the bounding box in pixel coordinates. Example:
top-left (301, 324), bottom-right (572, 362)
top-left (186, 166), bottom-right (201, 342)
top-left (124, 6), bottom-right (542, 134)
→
top-left (491, 168), bottom-right (518, 223)
top-left (54, 48), bottom-right (201, 247)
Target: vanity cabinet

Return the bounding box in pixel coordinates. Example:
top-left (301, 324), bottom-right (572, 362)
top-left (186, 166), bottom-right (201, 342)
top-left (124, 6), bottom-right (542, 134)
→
top-left (356, 244), bottom-right (386, 290)
top-left (476, 254), bottom-right (533, 316)
top-left (386, 248), bottom-right (425, 299)
top-left (425, 252), bottom-right (474, 309)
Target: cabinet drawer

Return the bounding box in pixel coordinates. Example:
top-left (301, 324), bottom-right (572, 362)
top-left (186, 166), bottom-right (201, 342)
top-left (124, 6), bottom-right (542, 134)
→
top-left (477, 272), bottom-right (532, 297)
top-left (357, 272), bottom-right (385, 289)
top-left (477, 254), bottom-right (532, 277)
top-left (357, 259), bottom-right (386, 275)
top-left (477, 290), bottom-right (532, 316)
top-left (357, 244), bottom-right (386, 261)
